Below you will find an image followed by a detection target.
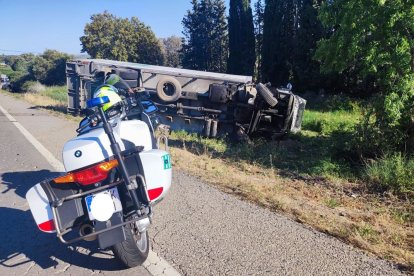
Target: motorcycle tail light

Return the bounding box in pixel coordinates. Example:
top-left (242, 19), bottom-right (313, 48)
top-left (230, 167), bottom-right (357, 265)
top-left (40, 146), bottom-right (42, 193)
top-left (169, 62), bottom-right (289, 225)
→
top-left (54, 159), bottom-right (119, 186)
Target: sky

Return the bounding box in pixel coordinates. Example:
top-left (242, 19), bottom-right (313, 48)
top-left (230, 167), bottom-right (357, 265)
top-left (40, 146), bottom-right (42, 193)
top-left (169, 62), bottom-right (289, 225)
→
top-left (0, 0), bottom-right (231, 55)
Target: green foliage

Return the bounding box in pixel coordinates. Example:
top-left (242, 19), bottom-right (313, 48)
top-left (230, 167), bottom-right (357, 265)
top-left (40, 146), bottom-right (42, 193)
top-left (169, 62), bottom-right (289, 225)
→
top-left (30, 49), bottom-right (72, 86)
top-left (315, 1), bottom-right (414, 154)
top-left (355, 224), bottom-right (380, 243)
top-left (9, 72), bottom-right (33, 92)
top-left (325, 198), bottom-right (339, 208)
top-left (0, 64), bottom-right (15, 77)
top-left (21, 81), bottom-right (46, 93)
top-left (2, 55), bottom-right (33, 91)
top-left (4, 56), bottom-right (29, 72)
top-left (171, 130), bottom-right (228, 153)
top-left (181, 0), bottom-right (228, 72)
top-left (1, 50), bottom-right (71, 90)
top-left (227, 0), bottom-right (256, 76)
top-left (253, 0), bottom-right (265, 80)
top-left (365, 153), bottom-right (414, 198)
top-left (294, 1), bottom-right (325, 90)
top-left (40, 85), bottom-right (67, 103)
top-left (390, 208), bottom-right (413, 225)
top-left (302, 109), bottom-right (359, 135)
top-left (305, 93), bottom-right (360, 112)
top-left (261, 0), bottom-right (323, 87)
top-left (80, 12), bottom-right (164, 65)
top-left (171, 95), bottom-right (362, 180)
top-left (161, 36), bottom-right (183, 67)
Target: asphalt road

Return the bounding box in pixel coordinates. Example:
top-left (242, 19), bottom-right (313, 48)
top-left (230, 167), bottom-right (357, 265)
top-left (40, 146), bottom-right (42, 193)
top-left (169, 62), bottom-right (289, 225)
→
top-left (0, 92), bottom-right (404, 276)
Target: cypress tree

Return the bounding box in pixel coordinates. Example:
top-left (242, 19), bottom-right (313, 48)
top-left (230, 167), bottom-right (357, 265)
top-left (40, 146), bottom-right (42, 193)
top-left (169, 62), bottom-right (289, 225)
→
top-left (182, 0), bottom-right (228, 72)
top-left (261, 0), bottom-right (292, 86)
top-left (206, 0), bottom-right (228, 72)
top-left (254, 0), bottom-right (265, 80)
top-left (295, 0), bottom-right (323, 90)
top-left (227, 0), bottom-right (256, 76)
top-left (182, 0), bottom-right (200, 69)
top-left (261, 0), bottom-right (322, 89)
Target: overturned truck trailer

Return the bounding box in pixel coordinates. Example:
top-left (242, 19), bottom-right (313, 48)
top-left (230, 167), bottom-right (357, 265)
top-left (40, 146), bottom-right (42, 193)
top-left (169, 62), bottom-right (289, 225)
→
top-left (66, 59), bottom-right (306, 139)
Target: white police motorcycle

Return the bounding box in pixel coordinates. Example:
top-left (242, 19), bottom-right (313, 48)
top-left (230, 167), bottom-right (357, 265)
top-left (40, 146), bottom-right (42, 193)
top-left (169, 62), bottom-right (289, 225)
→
top-left (25, 74), bottom-right (171, 267)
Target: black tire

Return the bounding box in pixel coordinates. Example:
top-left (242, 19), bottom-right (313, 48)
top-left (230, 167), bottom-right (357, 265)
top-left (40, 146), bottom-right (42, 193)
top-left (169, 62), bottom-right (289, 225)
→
top-left (156, 76), bottom-right (182, 102)
top-left (112, 220), bottom-right (149, 268)
top-left (256, 83), bottom-right (278, 107)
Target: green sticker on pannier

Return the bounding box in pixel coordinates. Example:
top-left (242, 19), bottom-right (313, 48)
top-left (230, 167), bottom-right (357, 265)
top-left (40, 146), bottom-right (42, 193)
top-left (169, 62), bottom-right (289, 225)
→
top-left (162, 154), bottom-right (172, 170)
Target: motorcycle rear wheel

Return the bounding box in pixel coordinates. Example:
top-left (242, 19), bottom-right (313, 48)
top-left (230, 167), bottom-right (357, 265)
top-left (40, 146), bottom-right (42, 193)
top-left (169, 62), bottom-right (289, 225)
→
top-left (111, 217), bottom-right (149, 268)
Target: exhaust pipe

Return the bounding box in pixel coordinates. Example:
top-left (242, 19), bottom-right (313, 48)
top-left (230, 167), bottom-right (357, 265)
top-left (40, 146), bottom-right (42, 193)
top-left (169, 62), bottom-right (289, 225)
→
top-left (79, 223), bottom-right (97, 241)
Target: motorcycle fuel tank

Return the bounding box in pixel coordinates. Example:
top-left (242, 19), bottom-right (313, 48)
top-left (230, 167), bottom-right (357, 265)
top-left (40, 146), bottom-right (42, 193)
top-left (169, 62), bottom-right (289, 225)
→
top-left (63, 120), bottom-right (152, 172)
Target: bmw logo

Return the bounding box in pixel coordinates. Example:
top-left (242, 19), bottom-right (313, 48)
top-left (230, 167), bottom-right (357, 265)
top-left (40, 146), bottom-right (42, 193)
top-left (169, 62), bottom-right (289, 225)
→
top-left (74, 150), bottom-right (82, 158)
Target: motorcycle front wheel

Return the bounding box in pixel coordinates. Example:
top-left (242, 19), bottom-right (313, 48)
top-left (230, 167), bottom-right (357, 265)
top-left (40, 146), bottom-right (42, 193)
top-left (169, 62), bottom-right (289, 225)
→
top-left (111, 217), bottom-right (149, 268)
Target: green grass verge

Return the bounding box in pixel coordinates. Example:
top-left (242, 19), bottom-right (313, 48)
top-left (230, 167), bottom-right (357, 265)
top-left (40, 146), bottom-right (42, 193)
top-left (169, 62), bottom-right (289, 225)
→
top-left (365, 153), bottom-right (414, 197)
top-left (171, 95), bottom-right (362, 180)
top-left (39, 85), bottom-right (67, 103)
top-left (171, 93), bottom-right (414, 200)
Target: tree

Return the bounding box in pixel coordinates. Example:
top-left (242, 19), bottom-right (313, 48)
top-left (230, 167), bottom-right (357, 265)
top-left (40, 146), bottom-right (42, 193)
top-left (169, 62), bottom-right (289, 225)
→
top-left (227, 0), bottom-right (256, 76)
top-left (254, 0), bottom-right (265, 80)
top-left (182, 0), bottom-right (228, 72)
top-left (30, 49), bottom-right (72, 85)
top-left (261, 0), bottom-right (296, 86)
top-left (4, 55), bottom-right (30, 72)
top-left (261, 0), bottom-right (323, 89)
top-left (294, 0), bottom-right (324, 90)
top-left (315, 0), bottom-right (414, 153)
top-left (80, 12), bottom-right (164, 65)
top-left (161, 36), bottom-right (183, 68)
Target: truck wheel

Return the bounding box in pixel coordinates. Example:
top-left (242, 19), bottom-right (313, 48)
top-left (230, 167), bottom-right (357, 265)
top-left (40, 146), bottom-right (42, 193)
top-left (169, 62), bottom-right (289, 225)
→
top-left (256, 83), bottom-right (278, 107)
top-left (156, 76), bottom-right (182, 102)
top-left (112, 219), bottom-right (149, 268)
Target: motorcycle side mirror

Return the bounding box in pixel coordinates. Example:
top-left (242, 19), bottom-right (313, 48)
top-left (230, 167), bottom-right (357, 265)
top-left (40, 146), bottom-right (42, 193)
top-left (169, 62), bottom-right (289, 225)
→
top-left (105, 74), bottom-right (121, 86)
top-left (87, 96), bottom-right (110, 109)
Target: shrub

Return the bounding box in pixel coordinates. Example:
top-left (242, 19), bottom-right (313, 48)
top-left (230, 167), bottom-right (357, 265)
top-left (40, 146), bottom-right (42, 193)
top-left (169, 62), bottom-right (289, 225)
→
top-left (9, 72), bottom-right (34, 92)
top-left (365, 153), bottom-right (414, 198)
top-left (22, 81), bottom-right (46, 93)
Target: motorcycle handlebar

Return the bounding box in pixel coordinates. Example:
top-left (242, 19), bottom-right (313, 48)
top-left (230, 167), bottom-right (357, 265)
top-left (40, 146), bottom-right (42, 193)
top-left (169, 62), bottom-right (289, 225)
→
top-left (76, 95), bottom-right (146, 134)
top-left (76, 73), bottom-right (149, 134)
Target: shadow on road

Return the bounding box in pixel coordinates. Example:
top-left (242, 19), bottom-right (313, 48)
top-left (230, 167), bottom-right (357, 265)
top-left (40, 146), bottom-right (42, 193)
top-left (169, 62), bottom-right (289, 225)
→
top-left (1, 169), bottom-right (61, 199)
top-left (28, 104), bottom-right (68, 114)
top-left (0, 207), bottom-right (126, 271)
top-left (0, 170), bottom-right (128, 271)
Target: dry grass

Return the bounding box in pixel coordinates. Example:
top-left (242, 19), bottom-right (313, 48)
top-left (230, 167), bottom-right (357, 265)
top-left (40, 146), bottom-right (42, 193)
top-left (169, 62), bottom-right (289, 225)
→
top-left (1, 89), bottom-right (79, 122)
top-left (170, 145), bottom-right (414, 272)
top-left (23, 93), bottom-right (66, 111)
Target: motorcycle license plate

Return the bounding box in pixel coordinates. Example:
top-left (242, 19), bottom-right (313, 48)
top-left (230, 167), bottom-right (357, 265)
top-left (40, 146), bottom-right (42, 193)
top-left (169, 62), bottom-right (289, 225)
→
top-left (85, 187), bottom-right (122, 221)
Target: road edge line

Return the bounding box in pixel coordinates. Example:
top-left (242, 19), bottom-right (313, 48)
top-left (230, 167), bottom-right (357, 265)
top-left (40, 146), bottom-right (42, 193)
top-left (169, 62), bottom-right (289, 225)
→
top-left (0, 101), bottom-right (181, 276)
top-left (0, 103), bottom-right (64, 172)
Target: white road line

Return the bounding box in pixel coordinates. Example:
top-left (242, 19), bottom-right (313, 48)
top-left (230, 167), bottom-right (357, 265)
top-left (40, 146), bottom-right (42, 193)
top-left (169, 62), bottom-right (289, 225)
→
top-left (0, 101), bottom-right (181, 276)
top-left (0, 103), bottom-right (64, 171)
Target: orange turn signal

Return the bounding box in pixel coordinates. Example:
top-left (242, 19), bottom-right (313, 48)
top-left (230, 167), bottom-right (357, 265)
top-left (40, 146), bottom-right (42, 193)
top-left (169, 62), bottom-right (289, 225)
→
top-left (53, 159), bottom-right (119, 185)
top-left (54, 173), bottom-right (75, 184)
